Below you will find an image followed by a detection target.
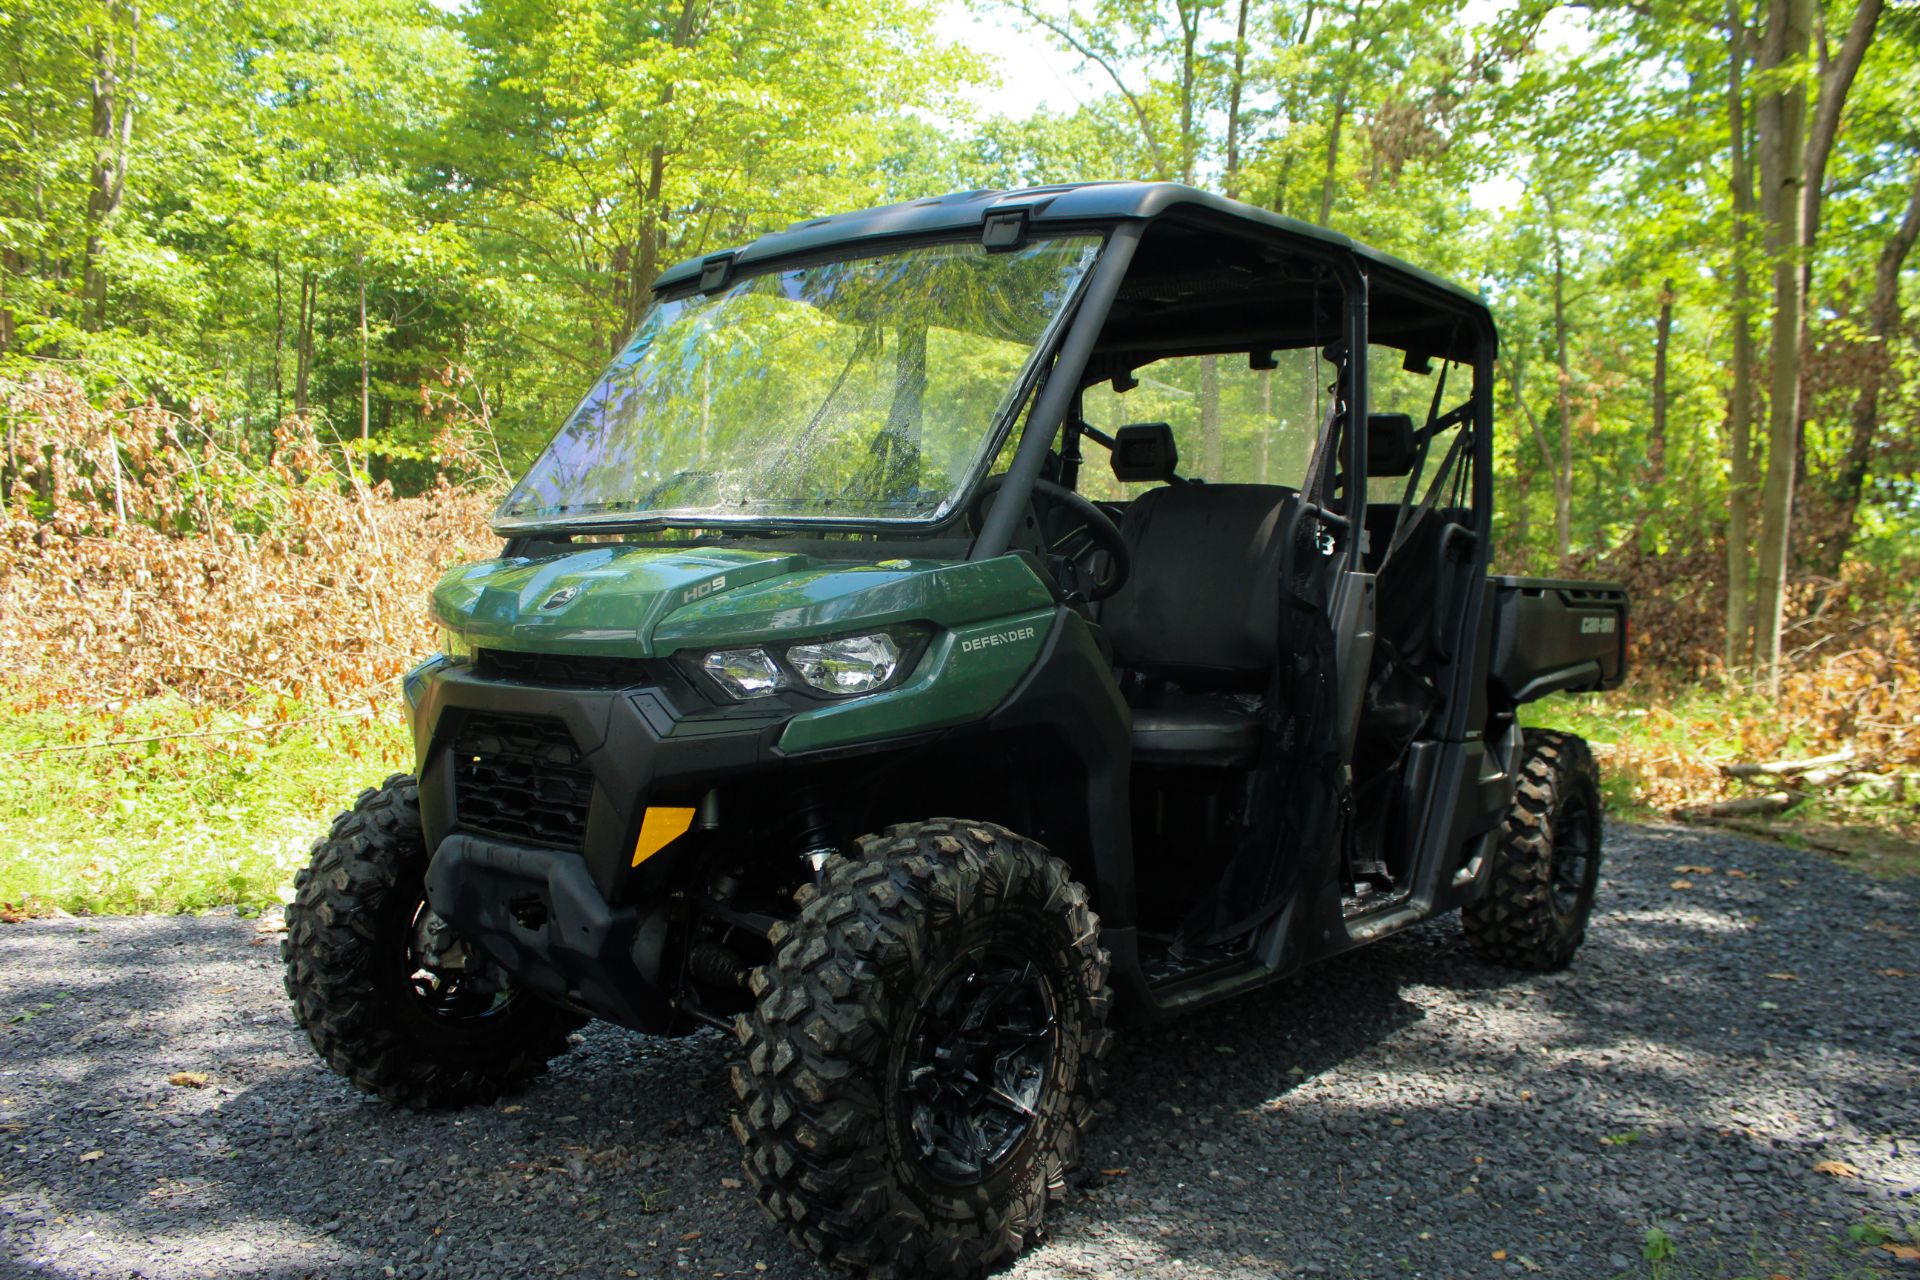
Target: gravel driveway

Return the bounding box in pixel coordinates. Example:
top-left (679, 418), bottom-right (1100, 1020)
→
top-left (2, 823), bottom-right (1915, 1280)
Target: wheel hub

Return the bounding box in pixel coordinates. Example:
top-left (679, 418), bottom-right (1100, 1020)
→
top-left (1550, 799), bottom-right (1595, 917)
top-left (900, 950), bottom-right (1057, 1185)
top-left (404, 905), bottom-right (512, 1021)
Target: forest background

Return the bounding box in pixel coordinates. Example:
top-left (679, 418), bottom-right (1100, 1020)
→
top-left (2, 0), bottom-right (1916, 913)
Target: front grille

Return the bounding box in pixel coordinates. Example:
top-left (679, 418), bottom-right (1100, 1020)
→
top-left (451, 714), bottom-right (594, 850)
top-left (476, 648), bottom-right (652, 688)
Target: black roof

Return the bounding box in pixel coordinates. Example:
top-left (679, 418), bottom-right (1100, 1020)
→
top-left (653, 182), bottom-right (1490, 331)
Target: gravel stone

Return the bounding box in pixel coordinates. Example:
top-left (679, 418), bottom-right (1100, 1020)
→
top-left (1, 822), bottom-right (1915, 1278)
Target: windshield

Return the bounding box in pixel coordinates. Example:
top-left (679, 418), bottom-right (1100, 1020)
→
top-left (494, 236), bottom-right (1102, 533)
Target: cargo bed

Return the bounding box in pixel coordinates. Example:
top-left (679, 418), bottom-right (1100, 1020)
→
top-left (1486, 576), bottom-right (1629, 705)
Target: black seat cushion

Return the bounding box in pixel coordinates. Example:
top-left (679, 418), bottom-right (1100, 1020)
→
top-left (1131, 706), bottom-right (1261, 765)
top-left (1102, 483), bottom-right (1296, 689)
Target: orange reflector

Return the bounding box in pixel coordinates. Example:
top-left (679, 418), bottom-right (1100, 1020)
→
top-left (632, 806), bottom-right (697, 866)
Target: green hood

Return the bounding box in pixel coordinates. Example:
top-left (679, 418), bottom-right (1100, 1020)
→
top-left (431, 545), bottom-right (1055, 658)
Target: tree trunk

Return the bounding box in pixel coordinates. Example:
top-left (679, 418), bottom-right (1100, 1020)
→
top-left (1817, 159), bottom-right (1920, 574)
top-left (1270, 2), bottom-right (1318, 217)
top-left (1318, 76), bottom-right (1351, 226)
top-left (622, 0), bottom-right (705, 341)
top-left (1798, 0), bottom-right (1883, 307)
top-left (1256, 367), bottom-right (1272, 483)
top-left (1649, 278), bottom-right (1673, 491)
top-left (1546, 193), bottom-right (1574, 568)
top-left (272, 251), bottom-right (285, 422)
top-left (294, 268), bottom-right (315, 415)
top-left (1507, 355), bottom-right (1557, 573)
top-left (358, 265), bottom-right (370, 443)
top-left (1177, 0), bottom-right (1199, 184)
top-left (1752, 0), bottom-right (1812, 692)
top-left (1199, 355), bottom-right (1222, 479)
top-left (0, 248), bottom-right (21, 357)
top-left (1224, 0), bottom-right (1249, 199)
top-left (1725, 3), bottom-right (1758, 672)
top-left (1512, 460), bottom-right (1532, 560)
top-left (82, 2), bottom-right (139, 330)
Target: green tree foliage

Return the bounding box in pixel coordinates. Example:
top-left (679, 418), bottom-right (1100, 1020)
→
top-left (0, 0), bottom-right (975, 466)
top-left (2, 0), bottom-right (1917, 680)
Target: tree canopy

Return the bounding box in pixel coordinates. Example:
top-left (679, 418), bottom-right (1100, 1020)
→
top-left (3, 0), bottom-right (1917, 682)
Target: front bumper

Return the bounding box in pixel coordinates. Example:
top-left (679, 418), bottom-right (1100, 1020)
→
top-left (409, 662), bottom-right (783, 1031)
top-left (424, 834), bottom-right (675, 1028)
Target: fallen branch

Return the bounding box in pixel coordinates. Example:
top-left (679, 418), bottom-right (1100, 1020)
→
top-left (1721, 746), bottom-right (1855, 779)
top-left (1674, 792), bottom-right (1796, 820)
top-left (1693, 818), bottom-right (1862, 859)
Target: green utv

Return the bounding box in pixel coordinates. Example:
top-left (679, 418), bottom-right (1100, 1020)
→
top-left (285, 183), bottom-right (1627, 1277)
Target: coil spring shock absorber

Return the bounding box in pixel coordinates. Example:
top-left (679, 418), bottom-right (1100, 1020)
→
top-left (787, 785), bottom-right (841, 879)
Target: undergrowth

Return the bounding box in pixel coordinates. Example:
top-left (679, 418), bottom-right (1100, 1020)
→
top-left (0, 688), bottom-right (411, 915)
top-left (0, 369), bottom-right (1915, 915)
top-left (1534, 677), bottom-right (1920, 878)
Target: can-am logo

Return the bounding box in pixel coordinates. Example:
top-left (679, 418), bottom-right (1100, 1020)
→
top-left (1580, 615), bottom-right (1617, 634)
top-left (680, 574), bottom-right (728, 605)
top-left (962, 625), bottom-right (1037, 653)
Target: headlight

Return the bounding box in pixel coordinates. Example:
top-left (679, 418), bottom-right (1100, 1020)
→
top-left (786, 632), bottom-right (901, 696)
top-left (693, 631), bottom-right (913, 701)
top-left (701, 648), bottom-right (786, 699)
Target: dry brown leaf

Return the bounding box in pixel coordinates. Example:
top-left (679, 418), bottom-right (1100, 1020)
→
top-left (1674, 865), bottom-right (1715, 874)
top-left (1882, 1244), bottom-right (1920, 1260)
top-left (1670, 879), bottom-right (1695, 890)
top-left (1879, 968), bottom-right (1908, 978)
top-left (1812, 1159), bottom-right (1859, 1178)
top-left (719, 1177), bottom-right (742, 1190)
top-left (1766, 972), bottom-right (1798, 981)
top-left (1491, 1250), bottom-right (1508, 1261)
top-left (78, 1150), bottom-right (103, 1162)
top-left (167, 1071), bottom-right (209, 1089)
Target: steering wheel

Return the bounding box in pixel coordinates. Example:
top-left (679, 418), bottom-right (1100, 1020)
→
top-left (972, 474), bottom-right (1131, 602)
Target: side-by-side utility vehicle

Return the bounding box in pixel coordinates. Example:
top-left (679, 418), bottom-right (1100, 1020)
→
top-left (285, 182), bottom-right (1627, 1278)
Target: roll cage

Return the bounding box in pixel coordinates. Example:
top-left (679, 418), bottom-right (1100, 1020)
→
top-left (646, 182), bottom-right (1497, 574)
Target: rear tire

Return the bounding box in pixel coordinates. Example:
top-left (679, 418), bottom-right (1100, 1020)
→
top-left (730, 818), bottom-right (1110, 1279)
top-left (1463, 730), bottom-right (1602, 971)
top-left (283, 774), bottom-right (580, 1109)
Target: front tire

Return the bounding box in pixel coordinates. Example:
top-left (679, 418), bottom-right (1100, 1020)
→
top-left (730, 819), bottom-right (1110, 1279)
top-left (283, 774), bottom-right (579, 1109)
top-left (1463, 730), bottom-right (1603, 970)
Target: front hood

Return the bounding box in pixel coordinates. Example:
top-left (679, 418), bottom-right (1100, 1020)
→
top-left (432, 547), bottom-right (806, 657)
top-left (431, 545), bottom-right (1054, 659)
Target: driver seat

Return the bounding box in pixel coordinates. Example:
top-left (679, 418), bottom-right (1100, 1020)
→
top-left (1098, 429), bottom-right (1294, 765)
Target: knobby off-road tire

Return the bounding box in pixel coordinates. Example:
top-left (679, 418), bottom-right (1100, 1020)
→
top-left (731, 819), bottom-right (1111, 1279)
top-left (283, 774), bottom-right (579, 1109)
top-left (1463, 730), bottom-right (1603, 971)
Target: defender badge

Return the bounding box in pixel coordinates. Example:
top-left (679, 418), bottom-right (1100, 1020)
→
top-left (541, 586), bottom-right (580, 609)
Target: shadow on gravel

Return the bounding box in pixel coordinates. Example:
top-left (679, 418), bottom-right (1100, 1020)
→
top-left (1031, 828), bottom-right (1919, 1278)
top-left (4, 827), bottom-right (1916, 1280)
